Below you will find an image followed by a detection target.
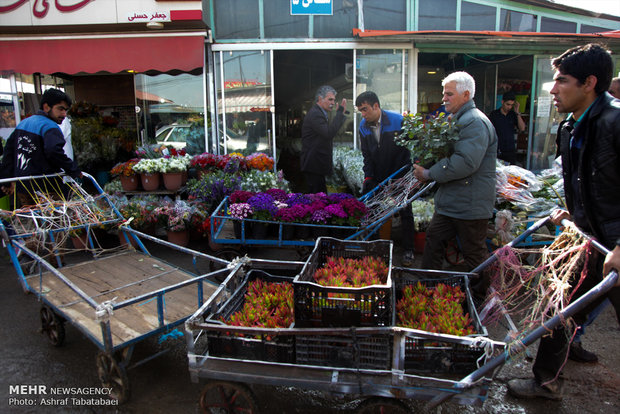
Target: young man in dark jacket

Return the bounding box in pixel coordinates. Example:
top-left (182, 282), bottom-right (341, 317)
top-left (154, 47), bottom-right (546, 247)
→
top-left (356, 91), bottom-right (415, 266)
top-left (0, 88), bottom-right (81, 206)
top-left (508, 43), bottom-right (620, 400)
top-left (300, 85), bottom-right (347, 193)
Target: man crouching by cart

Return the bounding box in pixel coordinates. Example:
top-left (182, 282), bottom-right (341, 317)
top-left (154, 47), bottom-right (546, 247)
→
top-left (507, 43), bottom-right (620, 400)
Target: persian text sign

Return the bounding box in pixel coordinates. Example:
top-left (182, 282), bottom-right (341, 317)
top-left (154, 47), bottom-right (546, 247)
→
top-left (290, 0), bottom-right (332, 15)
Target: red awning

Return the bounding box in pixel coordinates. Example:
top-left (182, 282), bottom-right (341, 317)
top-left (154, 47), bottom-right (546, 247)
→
top-left (0, 35), bottom-right (205, 75)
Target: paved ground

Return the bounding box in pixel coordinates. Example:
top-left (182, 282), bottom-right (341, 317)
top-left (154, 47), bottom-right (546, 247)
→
top-left (1, 233), bottom-right (618, 413)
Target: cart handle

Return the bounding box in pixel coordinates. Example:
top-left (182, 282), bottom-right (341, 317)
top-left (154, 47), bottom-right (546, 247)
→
top-left (471, 215), bottom-right (551, 274)
top-left (425, 267), bottom-right (618, 410)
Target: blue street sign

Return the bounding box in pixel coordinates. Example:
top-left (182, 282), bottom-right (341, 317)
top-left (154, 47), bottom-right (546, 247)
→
top-left (291, 0), bottom-right (333, 15)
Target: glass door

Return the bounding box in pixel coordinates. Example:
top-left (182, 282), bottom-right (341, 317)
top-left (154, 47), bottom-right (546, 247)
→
top-left (355, 49), bottom-right (408, 146)
top-left (215, 50), bottom-right (274, 157)
top-left (528, 55), bottom-right (565, 171)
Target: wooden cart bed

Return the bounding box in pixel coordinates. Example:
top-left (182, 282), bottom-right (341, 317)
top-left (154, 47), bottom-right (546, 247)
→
top-left (25, 250), bottom-right (218, 348)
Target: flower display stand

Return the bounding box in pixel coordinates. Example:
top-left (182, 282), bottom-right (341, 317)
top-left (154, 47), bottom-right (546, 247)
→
top-left (163, 172), bottom-right (183, 191)
top-left (167, 229), bottom-right (189, 247)
top-left (140, 173), bottom-right (161, 191)
top-left (120, 174), bottom-right (139, 191)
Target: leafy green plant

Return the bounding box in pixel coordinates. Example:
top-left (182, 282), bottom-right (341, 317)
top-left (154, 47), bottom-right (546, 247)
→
top-left (396, 282), bottom-right (475, 336)
top-left (225, 279), bottom-right (294, 336)
top-left (313, 256), bottom-right (389, 288)
top-left (396, 112), bottom-right (459, 166)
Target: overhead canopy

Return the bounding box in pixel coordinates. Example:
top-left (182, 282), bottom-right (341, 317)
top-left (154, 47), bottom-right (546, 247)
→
top-left (0, 35), bottom-right (205, 75)
top-left (352, 28), bottom-right (620, 50)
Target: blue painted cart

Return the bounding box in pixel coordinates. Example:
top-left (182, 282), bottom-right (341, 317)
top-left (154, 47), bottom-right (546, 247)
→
top-left (210, 166), bottom-right (435, 250)
top-left (0, 173), bottom-right (231, 402)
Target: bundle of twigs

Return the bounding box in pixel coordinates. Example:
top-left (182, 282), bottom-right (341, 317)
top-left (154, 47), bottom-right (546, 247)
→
top-left (482, 224), bottom-right (589, 334)
top-left (361, 170), bottom-right (423, 227)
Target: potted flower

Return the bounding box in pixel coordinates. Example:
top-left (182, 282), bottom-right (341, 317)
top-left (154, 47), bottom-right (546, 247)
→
top-left (160, 155), bottom-right (190, 191)
top-left (396, 112), bottom-right (459, 167)
top-left (247, 193), bottom-right (276, 239)
top-left (410, 198), bottom-right (434, 253)
top-left (110, 159), bottom-right (140, 191)
top-left (229, 202), bottom-right (253, 239)
top-left (245, 152), bottom-right (274, 172)
top-left (133, 159), bottom-right (162, 191)
top-left (153, 201), bottom-right (193, 246)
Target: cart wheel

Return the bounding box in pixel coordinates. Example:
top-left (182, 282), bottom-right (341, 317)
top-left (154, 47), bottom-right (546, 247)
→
top-left (199, 381), bottom-right (259, 414)
top-left (445, 238), bottom-right (465, 266)
top-left (40, 306), bottom-right (65, 347)
top-left (356, 397), bottom-right (409, 414)
top-left (96, 352), bottom-right (130, 403)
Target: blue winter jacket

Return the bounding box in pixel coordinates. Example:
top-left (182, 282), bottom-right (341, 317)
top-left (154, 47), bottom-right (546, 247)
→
top-left (0, 110), bottom-right (79, 180)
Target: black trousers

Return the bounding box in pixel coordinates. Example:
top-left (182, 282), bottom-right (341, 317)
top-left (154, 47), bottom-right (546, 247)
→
top-left (304, 172), bottom-right (327, 194)
top-left (533, 249), bottom-right (620, 384)
top-left (399, 203), bottom-right (415, 252)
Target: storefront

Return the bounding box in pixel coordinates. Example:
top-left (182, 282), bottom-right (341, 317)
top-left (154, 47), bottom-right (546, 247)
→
top-left (204, 0), bottom-right (620, 174)
top-left (0, 0), bottom-right (210, 163)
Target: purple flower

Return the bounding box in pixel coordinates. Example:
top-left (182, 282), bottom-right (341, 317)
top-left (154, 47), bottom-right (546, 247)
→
top-left (247, 193), bottom-right (277, 215)
top-left (266, 188), bottom-right (288, 202)
top-left (325, 203), bottom-right (347, 219)
top-left (340, 198), bottom-right (368, 219)
top-left (229, 203), bottom-right (253, 220)
top-left (230, 190), bottom-right (255, 203)
top-left (286, 193), bottom-right (312, 206)
top-left (327, 193), bottom-right (354, 203)
top-left (289, 204), bottom-right (312, 221)
top-left (310, 209), bottom-right (331, 224)
top-left (275, 207), bottom-right (296, 222)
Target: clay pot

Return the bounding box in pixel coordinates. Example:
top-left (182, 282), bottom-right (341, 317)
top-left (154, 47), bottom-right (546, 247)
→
top-left (140, 173), bottom-right (161, 191)
top-left (166, 230), bottom-right (189, 247)
top-left (120, 174), bottom-right (139, 191)
top-left (163, 172), bottom-right (183, 191)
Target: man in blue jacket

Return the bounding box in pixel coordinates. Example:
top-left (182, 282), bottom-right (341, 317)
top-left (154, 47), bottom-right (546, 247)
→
top-left (0, 88), bottom-right (81, 206)
top-left (356, 91), bottom-right (415, 266)
top-left (413, 72), bottom-right (497, 288)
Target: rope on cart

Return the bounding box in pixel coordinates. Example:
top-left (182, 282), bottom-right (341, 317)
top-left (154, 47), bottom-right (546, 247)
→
top-left (361, 170), bottom-right (423, 227)
top-left (469, 336), bottom-right (495, 368)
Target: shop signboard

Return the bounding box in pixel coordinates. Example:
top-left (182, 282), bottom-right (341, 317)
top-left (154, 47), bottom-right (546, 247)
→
top-left (0, 0), bottom-right (200, 26)
top-left (290, 0), bottom-right (332, 16)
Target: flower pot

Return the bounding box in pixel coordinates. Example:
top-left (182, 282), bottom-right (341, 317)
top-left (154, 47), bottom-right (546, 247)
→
top-left (295, 225), bottom-right (311, 240)
top-left (233, 220), bottom-right (243, 239)
top-left (167, 229), bottom-right (189, 247)
top-left (140, 173), bottom-right (161, 191)
top-left (378, 218), bottom-right (392, 240)
top-left (118, 232), bottom-right (138, 248)
top-left (311, 226), bottom-right (329, 238)
top-left (281, 224), bottom-right (295, 240)
top-left (414, 232), bottom-right (426, 254)
top-left (163, 172), bottom-right (184, 191)
top-left (251, 222), bottom-right (270, 240)
top-left (120, 174), bottom-right (139, 191)
top-left (70, 233), bottom-right (88, 249)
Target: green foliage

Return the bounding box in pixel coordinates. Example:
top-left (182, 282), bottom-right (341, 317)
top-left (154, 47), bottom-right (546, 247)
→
top-left (396, 112), bottom-right (459, 166)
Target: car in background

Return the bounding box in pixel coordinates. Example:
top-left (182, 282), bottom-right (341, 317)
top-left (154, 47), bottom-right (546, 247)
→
top-left (155, 123), bottom-right (190, 149)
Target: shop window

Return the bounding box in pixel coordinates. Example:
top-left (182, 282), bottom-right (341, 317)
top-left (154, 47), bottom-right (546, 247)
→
top-left (265, 0), bottom-right (309, 38)
top-left (460, 2), bottom-right (495, 31)
top-left (213, 0), bottom-right (260, 39)
top-left (136, 72), bottom-right (206, 155)
top-left (418, 0), bottom-right (456, 31)
top-left (314, 0), bottom-right (358, 38)
top-left (363, 0), bottom-right (406, 31)
top-left (215, 50), bottom-right (273, 156)
top-left (500, 9), bottom-right (537, 32)
top-left (541, 17), bottom-right (576, 33)
top-left (581, 24), bottom-right (612, 34)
